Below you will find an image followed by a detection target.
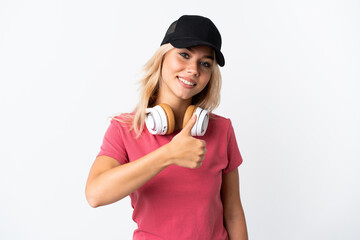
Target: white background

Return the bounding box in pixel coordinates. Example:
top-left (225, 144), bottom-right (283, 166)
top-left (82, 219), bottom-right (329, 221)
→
top-left (1, 0), bottom-right (359, 239)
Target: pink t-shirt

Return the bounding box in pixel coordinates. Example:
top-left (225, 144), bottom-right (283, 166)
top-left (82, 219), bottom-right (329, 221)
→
top-left (97, 113), bottom-right (243, 240)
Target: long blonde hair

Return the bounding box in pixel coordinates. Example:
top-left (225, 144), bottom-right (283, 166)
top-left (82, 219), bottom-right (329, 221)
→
top-left (119, 43), bottom-right (222, 137)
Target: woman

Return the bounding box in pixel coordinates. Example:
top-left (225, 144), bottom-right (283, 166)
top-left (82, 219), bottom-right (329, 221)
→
top-left (86, 15), bottom-right (248, 240)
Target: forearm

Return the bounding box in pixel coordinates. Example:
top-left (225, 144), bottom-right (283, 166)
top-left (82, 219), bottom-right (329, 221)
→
top-left (224, 209), bottom-right (248, 240)
top-left (86, 144), bottom-right (171, 207)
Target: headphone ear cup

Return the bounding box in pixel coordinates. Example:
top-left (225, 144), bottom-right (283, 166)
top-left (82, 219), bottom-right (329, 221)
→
top-left (183, 105), bottom-right (197, 129)
top-left (183, 105), bottom-right (209, 136)
top-left (159, 103), bottom-right (175, 134)
top-left (193, 108), bottom-right (209, 136)
top-left (186, 107), bottom-right (209, 136)
top-left (145, 106), bottom-right (165, 135)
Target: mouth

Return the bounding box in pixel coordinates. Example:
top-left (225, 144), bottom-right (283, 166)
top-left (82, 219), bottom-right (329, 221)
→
top-left (177, 76), bottom-right (197, 87)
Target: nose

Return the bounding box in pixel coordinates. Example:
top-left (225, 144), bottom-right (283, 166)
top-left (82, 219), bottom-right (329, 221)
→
top-left (186, 60), bottom-right (199, 77)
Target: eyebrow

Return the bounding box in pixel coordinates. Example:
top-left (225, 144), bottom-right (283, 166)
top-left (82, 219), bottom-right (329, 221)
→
top-left (186, 47), bottom-right (215, 60)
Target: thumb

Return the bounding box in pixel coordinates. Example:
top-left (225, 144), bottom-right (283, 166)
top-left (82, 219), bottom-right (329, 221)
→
top-left (181, 114), bottom-right (197, 136)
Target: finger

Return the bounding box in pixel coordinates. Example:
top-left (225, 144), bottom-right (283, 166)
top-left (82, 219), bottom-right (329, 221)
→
top-left (181, 114), bottom-right (197, 135)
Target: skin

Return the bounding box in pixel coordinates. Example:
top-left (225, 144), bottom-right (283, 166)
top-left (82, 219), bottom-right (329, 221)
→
top-left (157, 46), bottom-right (214, 130)
top-left (85, 45), bottom-right (248, 239)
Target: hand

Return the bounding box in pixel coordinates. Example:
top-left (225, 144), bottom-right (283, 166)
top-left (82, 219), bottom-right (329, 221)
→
top-left (167, 115), bottom-right (207, 169)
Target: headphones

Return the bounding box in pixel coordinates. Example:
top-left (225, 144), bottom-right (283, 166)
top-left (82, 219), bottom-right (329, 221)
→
top-left (145, 104), bottom-right (209, 136)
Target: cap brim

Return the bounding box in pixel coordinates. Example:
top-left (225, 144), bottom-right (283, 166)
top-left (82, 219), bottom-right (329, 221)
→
top-left (169, 39), bottom-right (225, 67)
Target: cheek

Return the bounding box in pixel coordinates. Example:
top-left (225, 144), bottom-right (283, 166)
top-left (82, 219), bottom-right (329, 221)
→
top-left (161, 59), bottom-right (177, 79)
top-left (198, 73), bottom-right (212, 93)
top-left (201, 72), bottom-right (212, 86)
top-left (161, 61), bottom-right (172, 80)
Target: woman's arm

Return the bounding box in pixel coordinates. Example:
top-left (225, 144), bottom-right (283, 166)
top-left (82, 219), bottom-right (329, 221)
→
top-left (85, 115), bottom-right (206, 208)
top-left (85, 145), bottom-right (171, 208)
top-left (221, 168), bottom-right (248, 240)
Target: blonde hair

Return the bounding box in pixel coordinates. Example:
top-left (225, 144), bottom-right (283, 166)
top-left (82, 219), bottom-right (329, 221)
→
top-left (118, 43), bottom-right (222, 137)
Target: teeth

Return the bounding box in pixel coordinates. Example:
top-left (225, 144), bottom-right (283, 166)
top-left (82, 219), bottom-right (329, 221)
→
top-left (178, 77), bottom-right (195, 86)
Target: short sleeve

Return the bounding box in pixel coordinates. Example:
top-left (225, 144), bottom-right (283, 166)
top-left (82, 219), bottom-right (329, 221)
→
top-left (223, 120), bottom-right (243, 174)
top-left (97, 119), bottom-right (129, 164)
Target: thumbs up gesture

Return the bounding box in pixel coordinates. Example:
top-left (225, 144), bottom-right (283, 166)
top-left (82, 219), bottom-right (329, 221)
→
top-left (166, 115), bottom-right (207, 169)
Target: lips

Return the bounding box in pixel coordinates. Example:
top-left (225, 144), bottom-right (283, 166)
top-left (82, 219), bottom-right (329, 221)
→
top-left (177, 76), bottom-right (197, 87)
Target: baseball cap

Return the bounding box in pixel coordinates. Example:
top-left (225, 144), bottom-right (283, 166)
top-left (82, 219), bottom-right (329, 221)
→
top-left (160, 15), bottom-right (225, 67)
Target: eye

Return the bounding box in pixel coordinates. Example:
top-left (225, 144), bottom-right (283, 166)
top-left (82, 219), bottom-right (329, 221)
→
top-left (180, 52), bottom-right (190, 59)
top-left (200, 61), bottom-right (211, 68)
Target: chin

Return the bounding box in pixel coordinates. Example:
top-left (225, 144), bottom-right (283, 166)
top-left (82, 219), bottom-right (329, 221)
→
top-left (176, 91), bottom-right (198, 101)
top-left (172, 86), bottom-right (203, 102)
top-left (177, 95), bottom-right (193, 101)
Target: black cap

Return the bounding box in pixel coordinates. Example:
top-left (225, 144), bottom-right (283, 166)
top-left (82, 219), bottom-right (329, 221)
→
top-left (161, 15), bottom-right (225, 67)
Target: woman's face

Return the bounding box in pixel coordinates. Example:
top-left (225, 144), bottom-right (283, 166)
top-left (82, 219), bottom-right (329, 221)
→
top-left (159, 45), bottom-right (214, 102)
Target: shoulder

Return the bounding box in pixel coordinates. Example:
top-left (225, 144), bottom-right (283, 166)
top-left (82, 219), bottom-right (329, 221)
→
top-left (108, 112), bottom-right (134, 132)
top-left (203, 113), bottom-right (234, 138)
top-left (209, 113), bottom-right (232, 128)
top-left (111, 112), bottom-right (134, 124)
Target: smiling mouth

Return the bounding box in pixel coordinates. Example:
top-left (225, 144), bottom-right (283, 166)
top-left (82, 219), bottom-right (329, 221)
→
top-left (178, 77), bottom-right (196, 86)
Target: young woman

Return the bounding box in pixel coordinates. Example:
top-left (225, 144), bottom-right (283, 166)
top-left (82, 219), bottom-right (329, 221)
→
top-left (86, 15), bottom-right (248, 240)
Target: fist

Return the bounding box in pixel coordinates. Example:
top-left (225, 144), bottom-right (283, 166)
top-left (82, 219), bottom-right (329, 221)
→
top-left (167, 115), bottom-right (207, 169)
